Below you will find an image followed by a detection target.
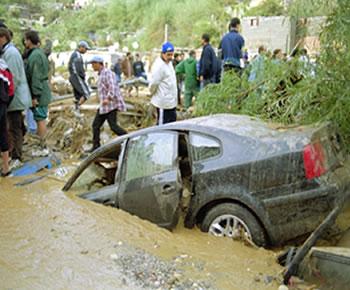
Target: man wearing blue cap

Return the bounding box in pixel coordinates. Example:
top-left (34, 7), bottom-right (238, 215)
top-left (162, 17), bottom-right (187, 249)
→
top-left (88, 56), bottom-right (127, 151)
top-left (149, 41), bottom-right (177, 125)
top-left (68, 40), bottom-right (91, 114)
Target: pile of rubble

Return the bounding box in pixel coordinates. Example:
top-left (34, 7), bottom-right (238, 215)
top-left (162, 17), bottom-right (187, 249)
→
top-left (46, 74), bottom-right (192, 158)
top-left (45, 90), bottom-right (154, 159)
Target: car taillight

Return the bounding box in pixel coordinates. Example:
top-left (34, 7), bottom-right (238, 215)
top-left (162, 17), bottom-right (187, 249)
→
top-left (303, 143), bottom-right (327, 179)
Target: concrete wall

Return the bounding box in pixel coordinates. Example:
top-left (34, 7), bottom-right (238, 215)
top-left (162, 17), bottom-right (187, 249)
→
top-left (242, 16), bottom-right (297, 54)
top-left (301, 16), bottom-right (326, 37)
top-left (299, 17), bottom-right (326, 56)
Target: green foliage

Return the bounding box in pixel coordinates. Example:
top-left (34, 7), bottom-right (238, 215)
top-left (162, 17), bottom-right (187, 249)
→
top-left (287, 0), bottom-right (337, 18)
top-left (245, 0), bottom-right (284, 16)
top-left (293, 0), bottom-right (350, 139)
top-left (0, 0), bottom-right (341, 52)
top-left (197, 0), bottom-right (350, 149)
top-left (195, 71), bottom-right (243, 116)
top-left (196, 57), bottom-right (305, 121)
top-left (21, 0), bottom-right (249, 51)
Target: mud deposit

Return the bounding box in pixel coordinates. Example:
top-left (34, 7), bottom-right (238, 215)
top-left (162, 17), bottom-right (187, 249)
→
top-left (1, 92), bottom-right (339, 289)
top-left (0, 175), bottom-right (284, 290)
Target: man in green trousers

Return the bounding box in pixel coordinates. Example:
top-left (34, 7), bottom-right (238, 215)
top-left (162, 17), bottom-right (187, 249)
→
top-left (175, 50), bottom-right (199, 110)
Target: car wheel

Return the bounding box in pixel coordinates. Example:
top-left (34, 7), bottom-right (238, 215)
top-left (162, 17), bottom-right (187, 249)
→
top-left (201, 203), bottom-right (267, 246)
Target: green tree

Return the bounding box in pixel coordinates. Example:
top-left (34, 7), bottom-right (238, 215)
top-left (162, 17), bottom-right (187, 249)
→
top-left (245, 0), bottom-right (284, 16)
top-left (196, 0), bottom-right (350, 149)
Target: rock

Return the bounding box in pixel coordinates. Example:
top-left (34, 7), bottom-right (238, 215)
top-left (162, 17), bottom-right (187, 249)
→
top-left (110, 253), bottom-right (118, 260)
top-left (264, 275), bottom-right (273, 284)
top-left (278, 285), bottom-right (289, 290)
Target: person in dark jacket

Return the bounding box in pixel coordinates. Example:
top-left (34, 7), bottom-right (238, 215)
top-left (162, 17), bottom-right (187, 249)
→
top-left (112, 59), bottom-right (122, 83)
top-left (0, 59), bottom-right (14, 176)
top-left (173, 52), bottom-right (183, 105)
top-left (68, 40), bottom-right (90, 111)
top-left (219, 17), bottom-right (245, 74)
top-left (24, 30), bottom-right (52, 149)
top-left (199, 33), bottom-right (217, 90)
top-left (133, 53), bottom-right (147, 79)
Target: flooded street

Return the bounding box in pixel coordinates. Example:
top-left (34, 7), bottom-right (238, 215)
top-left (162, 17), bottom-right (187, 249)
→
top-left (0, 172), bottom-right (283, 290)
top-left (1, 93), bottom-right (348, 290)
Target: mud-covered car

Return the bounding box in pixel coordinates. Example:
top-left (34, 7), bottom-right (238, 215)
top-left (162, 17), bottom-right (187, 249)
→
top-left (63, 114), bottom-right (349, 246)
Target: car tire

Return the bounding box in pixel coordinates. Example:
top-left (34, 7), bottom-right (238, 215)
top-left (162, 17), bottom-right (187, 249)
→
top-left (201, 203), bottom-right (267, 247)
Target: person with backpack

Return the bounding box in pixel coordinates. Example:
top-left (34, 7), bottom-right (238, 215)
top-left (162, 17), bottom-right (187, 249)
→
top-left (0, 59), bottom-right (14, 176)
top-left (0, 27), bottom-right (31, 167)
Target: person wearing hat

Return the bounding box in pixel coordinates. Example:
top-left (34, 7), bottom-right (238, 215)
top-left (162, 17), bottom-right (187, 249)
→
top-left (149, 41), bottom-right (177, 125)
top-left (68, 40), bottom-right (91, 113)
top-left (88, 56), bottom-right (127, 151)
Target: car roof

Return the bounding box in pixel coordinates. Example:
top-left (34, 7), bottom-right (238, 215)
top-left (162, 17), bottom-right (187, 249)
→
top-left (105, 114), bottom-right (317, 150)
top-left (164, 114), bottom-right (278, 138)
top-left (163, 114), bottom-right (316, 139)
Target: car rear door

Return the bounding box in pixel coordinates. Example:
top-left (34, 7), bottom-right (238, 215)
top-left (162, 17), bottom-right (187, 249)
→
top-left (116, 131), bottom-right (182, 229)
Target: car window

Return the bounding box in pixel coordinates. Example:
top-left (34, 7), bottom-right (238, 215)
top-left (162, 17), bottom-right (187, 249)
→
top-left (190, 133), bottom-right (221, 162)
top-left (123, 132), bottom-right (177, 181)
top-left (67, 142), bottom-right (124, 192)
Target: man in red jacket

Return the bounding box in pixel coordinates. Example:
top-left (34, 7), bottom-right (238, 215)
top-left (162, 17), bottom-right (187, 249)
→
top-left (0, 59), bottom-right (14, 176)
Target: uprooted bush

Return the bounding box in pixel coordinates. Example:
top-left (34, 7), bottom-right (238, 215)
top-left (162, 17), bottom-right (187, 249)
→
top-left (196, 0), bottom-right (350, 150)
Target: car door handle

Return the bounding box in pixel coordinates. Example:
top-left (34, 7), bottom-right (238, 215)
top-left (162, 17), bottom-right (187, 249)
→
top-left (162, 184), bottom-right (175, 195)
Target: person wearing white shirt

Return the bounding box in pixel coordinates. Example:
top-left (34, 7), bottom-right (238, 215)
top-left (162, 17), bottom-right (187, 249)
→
top-left (149, 42), bottom-right (177, 125)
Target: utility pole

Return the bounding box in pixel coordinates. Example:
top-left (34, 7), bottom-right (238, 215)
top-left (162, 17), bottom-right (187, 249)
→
top-left (284, 0), bottom-right (293, 7)
top-left (164, 24), bottom-right (168, 42)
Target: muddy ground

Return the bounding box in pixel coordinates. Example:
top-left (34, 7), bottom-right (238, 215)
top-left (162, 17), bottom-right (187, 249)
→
top-left (0, 175), bottom-right (284, 290)
top-left (0, 87), bottom-right (349, 289)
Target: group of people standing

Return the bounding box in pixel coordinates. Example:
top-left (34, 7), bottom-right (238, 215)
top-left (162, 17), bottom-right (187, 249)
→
top-left (111, 52), bottom-right (147, 82)
top-left (0, 16), bottom-right (246, 176)
top-left (149, 17), bottom-right (245, 123)
top-left (0, 24), bottom-right (51, 177)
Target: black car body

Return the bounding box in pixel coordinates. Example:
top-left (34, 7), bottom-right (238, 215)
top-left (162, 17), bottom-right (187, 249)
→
top-left (63, 114), bottom-right (349, 246)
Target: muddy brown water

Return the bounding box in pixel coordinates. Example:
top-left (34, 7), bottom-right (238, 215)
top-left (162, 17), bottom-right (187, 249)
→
top-left (0, 171), bottom-right (283, 290)
top-left (1, 97), bottom-right (349, 289)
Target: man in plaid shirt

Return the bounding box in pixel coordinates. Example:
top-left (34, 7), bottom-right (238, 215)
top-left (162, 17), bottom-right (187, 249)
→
top-left (89, 56), bottom-right (127, 151)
